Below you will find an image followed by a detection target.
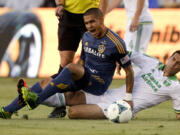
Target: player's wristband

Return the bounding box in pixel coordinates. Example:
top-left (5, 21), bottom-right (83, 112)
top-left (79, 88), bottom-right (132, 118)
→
top-left (124, 93), bottom-right (132, 101)
top-left (56, 3), bottom-right (64, 7)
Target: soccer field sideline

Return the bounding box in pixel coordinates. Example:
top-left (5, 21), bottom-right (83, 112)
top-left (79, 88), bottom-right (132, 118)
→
top-left (0, 78), bottom-right (180, 135)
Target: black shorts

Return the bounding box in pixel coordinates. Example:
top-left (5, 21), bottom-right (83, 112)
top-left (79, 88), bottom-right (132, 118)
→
top-left (58, 10), bottom-right (87, 51)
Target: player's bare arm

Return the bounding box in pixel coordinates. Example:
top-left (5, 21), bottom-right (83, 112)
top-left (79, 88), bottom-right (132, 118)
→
top-left (130, 0), bottom-right (145, 32)
top-left (106, 0), bottom-right (122, 13)
top-left (68, 104), bottom-right (106, 119)
top-left (55, 0), bottom-right (65, 19)
top-left (123, 65), bottom-right (134, 107)
top-left (116, 63), bottom-right (122, 75)
top-left (99, 0), bottom-right (109, 14)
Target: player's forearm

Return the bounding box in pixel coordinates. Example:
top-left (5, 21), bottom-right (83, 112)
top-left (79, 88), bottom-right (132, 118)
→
top-left (55, 0), bottom-right (65, 6)
top-left (106, 0), bottom-right (122, 13)
top-left (134, 0), bottom-right (145, 20)
top-left (125, 66), bottom-right (134, 94)
top-left (99, 0), bottom-right (109, 15)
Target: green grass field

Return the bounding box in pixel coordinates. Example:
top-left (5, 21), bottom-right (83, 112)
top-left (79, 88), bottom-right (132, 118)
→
top-left (0, 78), bottom-right (180, 135)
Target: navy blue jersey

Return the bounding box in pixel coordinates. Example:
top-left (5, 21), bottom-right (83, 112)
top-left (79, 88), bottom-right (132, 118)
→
top-left (80, 28), bottom-right (131, 95)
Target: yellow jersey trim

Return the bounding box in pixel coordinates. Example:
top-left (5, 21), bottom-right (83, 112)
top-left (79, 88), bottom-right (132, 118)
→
top-left (106, 31), bottom-right (125, 54)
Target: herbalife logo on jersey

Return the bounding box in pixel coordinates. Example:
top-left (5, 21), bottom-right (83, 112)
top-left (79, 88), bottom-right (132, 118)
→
top-left (84, 46), bottom-right (105, 58)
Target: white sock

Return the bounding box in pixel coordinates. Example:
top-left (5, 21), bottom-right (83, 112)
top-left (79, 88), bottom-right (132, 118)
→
top-left (41, 93), bottom-right (66, 107)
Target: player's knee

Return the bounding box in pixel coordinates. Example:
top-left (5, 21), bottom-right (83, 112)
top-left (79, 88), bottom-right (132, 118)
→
top-left (68, 107), bottom-right (78, 119)
top-left (39, 78), bottom-right (52, 89)
top-left (65, 63), bottom-right (76, 70)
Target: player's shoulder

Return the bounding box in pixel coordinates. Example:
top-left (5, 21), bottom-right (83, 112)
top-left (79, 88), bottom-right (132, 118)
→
top-left (106, 28), bottom-right (122, 40)
top-left (106, 28), bottom-right (126, 49)
top-left (106, 28), bottom-right (125, 43)
top-left (83, 31), bottom-right (90, 37)
top-left (82, 31), bottom-right (93, 41)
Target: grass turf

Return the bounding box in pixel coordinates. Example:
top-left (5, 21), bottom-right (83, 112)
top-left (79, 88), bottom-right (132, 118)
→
top-left (0, 78), bottom-right (180, 135)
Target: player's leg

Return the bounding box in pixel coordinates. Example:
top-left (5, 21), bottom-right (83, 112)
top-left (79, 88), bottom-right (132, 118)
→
top-left (124, 20), bottom-right (133, 51)
top-left (59, 51), bottom-right (75, 67)
top-left (0, 78), bottom-right (46, 119)
top-left (124, 22), bottom-right (153, 75)
top-left (58, 27), bottom-right (79, 68)
top-left (125, 22), bottom-right (153, 53)
top-left (47, 90), bottom-right (86, 118)
top-left (0, 106), bottom-right (11, 119)
top-left (65, 91), bottom-right (86, 105)
top-left (20, 64), bottom-right (88, 109)
top-left (49, 10), bottom-right (86, 118)
top-left (57, 10), bottom-right (85, 69)
top-left (138, 23), bottom-right (153, 52)
top-left (1, 77), bottom-right (68, 119)
top-left (68, 104), bottom-right (106, 119)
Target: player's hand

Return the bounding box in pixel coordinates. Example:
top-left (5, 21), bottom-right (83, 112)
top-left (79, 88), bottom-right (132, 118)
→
top-left (176, 114), bottom-right (180, 120)
top-left (124, 100), bottom-right (133, 109)
top-left (55, 5), bottom-right (64, 19)
top-left (129, 17), bottom-right (139, 32)
top-left (116, 63), bottom-right (121, 75)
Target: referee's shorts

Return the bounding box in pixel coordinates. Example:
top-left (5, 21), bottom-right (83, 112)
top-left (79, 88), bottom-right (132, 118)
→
top-left (58, 10), bottom-right (87, 51)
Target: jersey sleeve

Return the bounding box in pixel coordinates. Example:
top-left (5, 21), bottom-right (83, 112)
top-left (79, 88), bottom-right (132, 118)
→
top-left (117, 53), bottom-right (131, 68)
top-left (106, 29), bottom-right (131, 67)
top-left (129, 51), bottom-right (159, 70)
top-left (110, 34), bottom-right (131, 67)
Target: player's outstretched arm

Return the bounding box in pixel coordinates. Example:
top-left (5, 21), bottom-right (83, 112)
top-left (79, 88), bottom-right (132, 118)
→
top-left (68, 104), bottom-right (106, 119)
top-left (123, 65), bottom-right (134, 107)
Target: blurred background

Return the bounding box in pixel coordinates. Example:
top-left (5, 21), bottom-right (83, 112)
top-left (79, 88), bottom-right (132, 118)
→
top-left (0, 0), bottom-right (179, 78)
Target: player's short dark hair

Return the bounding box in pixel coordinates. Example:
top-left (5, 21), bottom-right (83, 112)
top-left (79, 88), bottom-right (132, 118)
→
top-left (84, 8), bottom-right (104, 18)
top-left (171, 50), bottom-right (180, 57)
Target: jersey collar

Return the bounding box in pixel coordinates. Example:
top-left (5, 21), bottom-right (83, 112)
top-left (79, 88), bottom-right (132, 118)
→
top-left (158, 63), bottom-right (165, 70)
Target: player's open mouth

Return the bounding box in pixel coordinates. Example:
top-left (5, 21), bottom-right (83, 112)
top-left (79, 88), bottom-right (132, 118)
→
top-left (89, 29), bottom-right (96, 33)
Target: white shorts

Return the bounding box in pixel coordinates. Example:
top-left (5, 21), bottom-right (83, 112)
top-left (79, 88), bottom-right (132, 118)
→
top-left (124, 21), bottom-right (153, 53)
top-left (84, 86), bottom-right (126, 117)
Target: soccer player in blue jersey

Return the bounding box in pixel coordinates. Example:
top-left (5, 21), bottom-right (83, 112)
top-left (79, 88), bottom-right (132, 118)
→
top-left (0, 8), bottom-right (134, 119)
